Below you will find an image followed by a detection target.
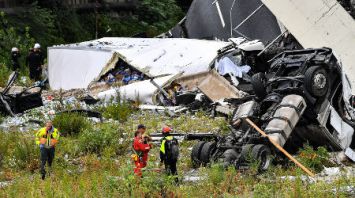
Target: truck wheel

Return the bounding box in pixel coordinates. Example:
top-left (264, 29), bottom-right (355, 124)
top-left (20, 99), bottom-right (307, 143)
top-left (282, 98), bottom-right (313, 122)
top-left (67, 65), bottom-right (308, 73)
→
top-left (199, 142), bottom-right (216, 165)
top-left (240, 144), bottom-right (255, 162)
top-left (251, 72), bottom-right (267, 100)
top-left (191, 141), bottom-right (206, 168)
top-left (223, 149), bottom-right (238, 168)
top-left (304, 66), bottom-right (329, 97)
top-left (251, 144), bottom-right (271, 171)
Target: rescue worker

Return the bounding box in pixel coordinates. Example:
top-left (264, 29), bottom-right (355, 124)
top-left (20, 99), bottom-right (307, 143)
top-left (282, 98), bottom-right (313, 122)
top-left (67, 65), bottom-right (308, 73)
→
top-left (132, 124), bottom-right (152, 176)
top-left (160, 126), bottom-right (179, 177)
top-left (35, 121), bottom-right (60, 180)
top-left (10, 47), bottom-right (20, 71)
top-left (26, 43), bottom-right (44, 81)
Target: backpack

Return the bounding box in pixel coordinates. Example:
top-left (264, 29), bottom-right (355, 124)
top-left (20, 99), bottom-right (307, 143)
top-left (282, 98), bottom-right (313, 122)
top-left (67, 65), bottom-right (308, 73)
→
top-left (165, 138), bottom-right (179, 161)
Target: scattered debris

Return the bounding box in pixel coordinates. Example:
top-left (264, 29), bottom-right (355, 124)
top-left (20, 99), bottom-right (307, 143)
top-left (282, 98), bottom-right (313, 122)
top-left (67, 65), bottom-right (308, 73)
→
top-left (0, 0), bottom-right (354, 177)
top-left (182, 169), bottom-right (206, 183)
top-left (280, 166), bottom-right (355, 184)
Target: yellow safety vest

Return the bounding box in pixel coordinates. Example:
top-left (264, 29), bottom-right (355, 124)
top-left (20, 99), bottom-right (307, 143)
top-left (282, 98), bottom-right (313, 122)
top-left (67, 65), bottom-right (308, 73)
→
top-left (160, 136), bottom-right (173, 154)
top-left (35, 127), bottom-right (60, 147)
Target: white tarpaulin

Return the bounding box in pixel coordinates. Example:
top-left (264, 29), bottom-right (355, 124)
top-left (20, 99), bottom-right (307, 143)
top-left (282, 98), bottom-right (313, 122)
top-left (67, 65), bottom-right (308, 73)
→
top-left (262, 0), bottom-right (355, 95)
top-left (48, 38), bottom-right (229, 90)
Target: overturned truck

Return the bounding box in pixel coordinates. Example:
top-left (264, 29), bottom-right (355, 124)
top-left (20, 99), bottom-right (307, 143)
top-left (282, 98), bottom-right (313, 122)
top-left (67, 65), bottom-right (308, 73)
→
top-left (190, 48), bottom-right (355, 170)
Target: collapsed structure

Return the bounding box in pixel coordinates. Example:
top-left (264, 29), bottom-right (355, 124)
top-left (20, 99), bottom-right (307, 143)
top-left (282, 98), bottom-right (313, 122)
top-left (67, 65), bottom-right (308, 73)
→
top-left (43, 0), bottom-right (355, 169)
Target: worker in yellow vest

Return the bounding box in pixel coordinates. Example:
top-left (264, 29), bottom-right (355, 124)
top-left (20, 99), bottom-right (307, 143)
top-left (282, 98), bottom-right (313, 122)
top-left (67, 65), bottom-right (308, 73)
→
top-left (35, 121), bottom-right (60, 180)
top-left (160, 126), bottom-right (179, 177)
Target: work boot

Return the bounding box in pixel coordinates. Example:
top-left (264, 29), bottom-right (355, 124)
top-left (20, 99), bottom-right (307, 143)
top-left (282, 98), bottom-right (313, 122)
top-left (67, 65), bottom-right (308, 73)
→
top-left (41, 174), bottom-right (45, 180)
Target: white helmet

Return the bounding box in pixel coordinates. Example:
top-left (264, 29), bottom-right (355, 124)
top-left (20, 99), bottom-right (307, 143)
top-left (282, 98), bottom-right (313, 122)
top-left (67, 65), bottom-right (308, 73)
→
top-left (11, 47), bottom-right (19, 52)
top-left (34, 43), bottom-right (41, 49)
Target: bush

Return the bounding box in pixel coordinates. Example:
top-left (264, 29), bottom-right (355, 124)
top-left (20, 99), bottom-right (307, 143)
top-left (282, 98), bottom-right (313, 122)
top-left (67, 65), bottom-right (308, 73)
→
top-left (101, 91), bottom-right (135, 122)
top-left (53, 113), bottom-right (91, 136)
top-left (79, 124), bottom-right (129, 155)
top-left (103, 102), bottom-right (134, 122)
top-left (297, 144), bottom-right (331, 172)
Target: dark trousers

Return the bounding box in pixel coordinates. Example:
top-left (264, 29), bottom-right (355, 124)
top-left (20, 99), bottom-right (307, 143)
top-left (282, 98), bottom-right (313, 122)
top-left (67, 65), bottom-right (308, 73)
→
top-left (40, 147), bottom-right (55, 177)
top-left (164, 160), bottom-right (177, 175)
top-left (12, 64), bottom-right (20, 71)
top-left (30, 67), bottom-right (42, 81)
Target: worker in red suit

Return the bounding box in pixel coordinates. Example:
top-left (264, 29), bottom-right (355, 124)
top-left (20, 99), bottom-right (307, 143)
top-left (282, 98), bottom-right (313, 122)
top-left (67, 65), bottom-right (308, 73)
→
top-left (132, 124), bottom-right (152, 176)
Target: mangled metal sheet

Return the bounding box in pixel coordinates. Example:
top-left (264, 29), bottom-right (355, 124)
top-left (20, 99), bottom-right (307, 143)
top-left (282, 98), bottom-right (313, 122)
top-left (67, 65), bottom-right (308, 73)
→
top-left (48, 48), bottom-right (115, 90)
top-left (170, 0), bottom-right (282, 44)
top-left (48, 38), bottom-right (229, 90)
top-left (330, 107), bottom-right (354, 149)
top-left (198, 70), bottom-right (243, 102)
top-left (0, 72), bottom-right (43, 116)
top-left (262, 0), bottom-right (355, 95)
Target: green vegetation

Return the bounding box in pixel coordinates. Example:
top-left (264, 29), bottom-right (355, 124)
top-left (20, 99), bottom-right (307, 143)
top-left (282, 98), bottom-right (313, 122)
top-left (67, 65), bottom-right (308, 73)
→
top-left (52, 112), bottom-right (91, 136)
top-left (100, 93), bottom-right (136, 122)
top-left (0, 110), bottom-right (354, 197)
top-left (78, 124), bottom-right (129, 155)
top-left (297, 144), bottom-right (333, 172)
top-left (0, 1), bottom-right (354, 196)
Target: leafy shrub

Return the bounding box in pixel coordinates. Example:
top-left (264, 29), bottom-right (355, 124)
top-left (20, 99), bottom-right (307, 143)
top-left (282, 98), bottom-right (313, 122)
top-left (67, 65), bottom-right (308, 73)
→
top-left (53, 113), bottom-right (91, 136)
top-left (79, 124), bottom-right (129, 155)
top-left (297, 144), bottom-right (331, 172)
top-left (102, 102), bottom-right (134, 122)
top-left (101, 91), bottom-right (135, 122)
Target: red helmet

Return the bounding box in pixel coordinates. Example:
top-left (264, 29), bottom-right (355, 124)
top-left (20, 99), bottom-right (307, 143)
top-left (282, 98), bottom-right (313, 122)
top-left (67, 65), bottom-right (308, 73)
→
top-left (162, 126), bottom-right (172, 133)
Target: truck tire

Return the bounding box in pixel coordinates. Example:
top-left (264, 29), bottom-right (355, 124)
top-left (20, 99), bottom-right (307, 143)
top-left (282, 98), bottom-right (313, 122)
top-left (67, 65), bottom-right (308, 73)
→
top-left (240, 144), bottom-right (255, 162)
top-left (251, 72), bottom-right (267, 100)
top-left (191, 141), bottom-right (206, 168)
top-left (251, 144), bottom-right (271, 171)
top-left (223, 149), bottom-right (238, 168)
top-left (304, 66), bottom-right (329, 97)
top-left (199, 142), bottom-right (216, 165)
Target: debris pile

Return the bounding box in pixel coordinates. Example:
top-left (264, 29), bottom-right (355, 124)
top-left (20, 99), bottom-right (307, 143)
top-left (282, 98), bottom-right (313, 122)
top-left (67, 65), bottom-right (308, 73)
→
top-left (0, 0), bottom-right (354, 174)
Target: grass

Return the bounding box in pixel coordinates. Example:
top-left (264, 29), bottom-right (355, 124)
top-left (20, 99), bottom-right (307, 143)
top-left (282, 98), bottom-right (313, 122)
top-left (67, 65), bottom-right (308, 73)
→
top-left (1, 159), bottom-right (353, 197)
top-left (0, 111), bottom-right (354, 197)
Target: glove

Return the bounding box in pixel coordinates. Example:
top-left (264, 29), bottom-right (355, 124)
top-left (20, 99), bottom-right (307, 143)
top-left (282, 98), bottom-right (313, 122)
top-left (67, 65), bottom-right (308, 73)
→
top-left (50, 139), bottom-right (58, 146)
top-left (40, 138), bottom-right (46, 145)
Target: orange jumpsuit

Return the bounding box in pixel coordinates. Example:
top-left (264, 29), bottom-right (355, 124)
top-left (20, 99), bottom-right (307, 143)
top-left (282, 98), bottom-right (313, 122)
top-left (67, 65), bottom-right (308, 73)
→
top-left (133, 136), bottom-right (151, 176)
